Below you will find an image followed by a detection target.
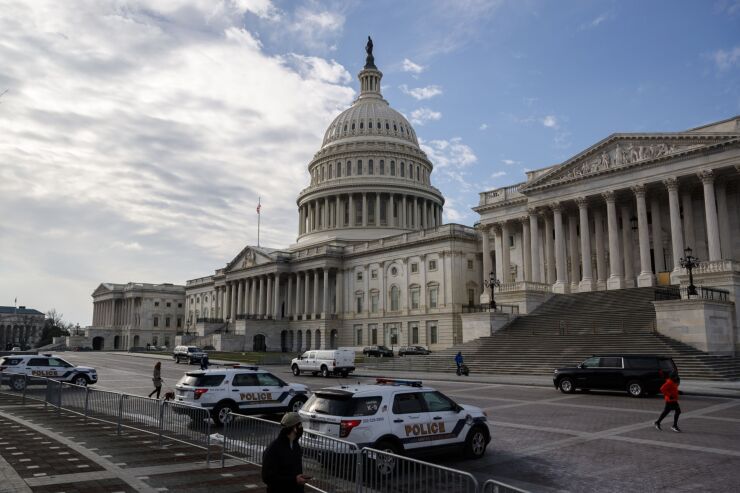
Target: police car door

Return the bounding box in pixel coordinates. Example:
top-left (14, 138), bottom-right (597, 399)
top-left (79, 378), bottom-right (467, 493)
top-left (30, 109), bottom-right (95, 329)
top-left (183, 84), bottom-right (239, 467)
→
top-left (26, 357), bottom-right (59, 382)
top-left (421, 391), bottom-right (464, 446)
top-left (231, 373), bottom-right (263, 412)
top-left (391, 391), bottom-right (430, 452)
top-left (256, 372), bottom-right (287, 411)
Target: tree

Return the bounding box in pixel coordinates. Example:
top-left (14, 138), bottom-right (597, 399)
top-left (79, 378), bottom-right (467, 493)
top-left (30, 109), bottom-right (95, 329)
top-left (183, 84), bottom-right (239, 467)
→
top-left (35, 309), bottom-right (70, 347)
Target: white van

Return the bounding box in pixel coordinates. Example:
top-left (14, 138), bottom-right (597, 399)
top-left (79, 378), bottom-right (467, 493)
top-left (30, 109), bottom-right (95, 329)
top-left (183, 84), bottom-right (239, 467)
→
top-left (291, 349), bottom-right (355, 378)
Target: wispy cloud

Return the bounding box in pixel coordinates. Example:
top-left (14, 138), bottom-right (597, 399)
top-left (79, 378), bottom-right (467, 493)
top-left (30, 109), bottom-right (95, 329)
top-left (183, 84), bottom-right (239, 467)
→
top-left (401, 58), bottom-right (425, 74)
top-left (420, 137), bottom-right (477, 170)
top-left (579, 12), bottom-right (611, 30)
top-left (541, 115), bottom-right (559, 128)
top-left (502, 159), bottom-right (520, 166)
top-left (479, 123), bottom-right (488, 130)
top-left (399, 84), bottom-right (443, 100)
top-left (410, 107), bottom-right (442, 125)
top-left (490, 171), bottom-right (506, 179)
top-left (710, 46), bottom-right (740, 70)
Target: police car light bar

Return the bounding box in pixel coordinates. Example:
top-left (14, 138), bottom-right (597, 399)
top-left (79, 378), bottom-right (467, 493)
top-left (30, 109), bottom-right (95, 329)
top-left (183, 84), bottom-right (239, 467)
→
top-left (232, 365), bottom-right (259, 370)
top-left (375, 378), bottom-right (422, 387)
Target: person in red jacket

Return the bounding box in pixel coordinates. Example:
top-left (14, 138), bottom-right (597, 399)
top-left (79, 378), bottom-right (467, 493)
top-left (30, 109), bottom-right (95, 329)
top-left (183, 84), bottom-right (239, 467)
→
top-left (654, 372), bottom-right (681, 432)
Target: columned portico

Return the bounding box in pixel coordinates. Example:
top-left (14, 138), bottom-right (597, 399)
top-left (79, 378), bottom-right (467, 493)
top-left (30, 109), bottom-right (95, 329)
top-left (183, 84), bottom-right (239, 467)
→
top-left (604, 191), bottom-right (626, 289)
top-left (576, 197), bottom-right (593, 291)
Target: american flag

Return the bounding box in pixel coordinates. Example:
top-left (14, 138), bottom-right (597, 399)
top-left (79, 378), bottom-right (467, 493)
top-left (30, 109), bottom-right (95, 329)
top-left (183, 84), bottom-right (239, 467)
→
top-left (256, 202), bottom-right (261, 214)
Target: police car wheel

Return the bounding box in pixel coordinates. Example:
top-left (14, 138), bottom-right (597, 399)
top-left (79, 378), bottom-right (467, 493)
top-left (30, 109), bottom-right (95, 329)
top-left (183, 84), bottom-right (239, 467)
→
top-left (289, 396), bottom-right (307, 412)
top-left (465, 427), bottom-right (487, 459)
top-left (213, 402), bottom-right (236, 426)
top-left (372, 440), bottom-right (400, 476)
top-left (72, 375), bottom-right (89, 387)
top-left (11, 376), bottom-right (26, 391)
top-left (292, 365), bottom-right (300, 376)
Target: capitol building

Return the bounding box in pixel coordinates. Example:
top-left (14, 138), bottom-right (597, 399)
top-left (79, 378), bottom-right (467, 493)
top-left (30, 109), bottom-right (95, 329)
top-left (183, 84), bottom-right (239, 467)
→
top-left (180, 42), bottom-right (740, 356)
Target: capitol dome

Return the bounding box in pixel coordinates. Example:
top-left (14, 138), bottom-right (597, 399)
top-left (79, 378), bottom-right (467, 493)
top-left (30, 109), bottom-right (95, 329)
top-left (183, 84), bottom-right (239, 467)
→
top-left (296, 39), bottom-right (444, 245)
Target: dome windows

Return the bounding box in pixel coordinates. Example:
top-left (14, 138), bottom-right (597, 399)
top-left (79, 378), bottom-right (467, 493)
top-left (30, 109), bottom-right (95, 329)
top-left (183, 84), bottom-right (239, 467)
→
top-left (380, 160), bottom-right (385, 175)
top-left (393, 123), bottom-right (397, 132)
top-left (386, 122), bottom-right (390, 130)
top-left (390, 161), bottom-right (396, 176)
top-left (368, 159), bottom-right (374, 175)
top-left (357, 160), bottom-right (363, 175)
top-left (351, 122), bottom-right (356, 131)
top-left (369, 121), bottom-right (372, 129)
top-left (328, 163), bottom-right (333, 179)
top-left (344, 124), bottom-right (347, 132)
top-left (360, 121), bottom-right (364, 129)
top-left (346, 161), bottom-right (352, 177)
top-left (336, 161), bottom-right (342, 178)
top-left (400, 162), bottom-right (405, 177)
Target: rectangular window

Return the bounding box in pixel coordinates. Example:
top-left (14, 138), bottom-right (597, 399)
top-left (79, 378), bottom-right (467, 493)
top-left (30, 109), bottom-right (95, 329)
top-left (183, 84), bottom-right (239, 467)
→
top-left (370, 324), bottom-right (378, 344)
top-left (178, 303), bottom-right (182, 308)
top-left (356, 296), bottom-right (363, 313)
top-left (355, 325), bottom-right (363, 345)
top-left (509, 235), bottom-right (515, 247)
top-left (357, 160), bottom-right (362, 175)
top-left (468, 289), bottom-right (475, 306)
top-left (411, 323), bottom-right (419, 344)
top-left (429, 322), bottom-right (438, 344)
top-left (391, 161), bottom-right (396, 176)
top-left (177, 318), bottom-right (182, 328)
top-left (428, 260), bottom-right (437, 270)
top-left (371, 294), bottom-right (379, 313)
top-left (411, 263), bottom-right (418, 273)
top-left (390, 326), bottom-right (399, 345)
top-left (411, 290), bottom-right (420, 309)
top-left (429, 288), bottom-right (438, 308)
top-left (346, 161), bottom-right (351, 176)
top-left (369, 159), bottom-right (374, 174)
top-left (371, 269), bottom-right (377, 279)
top-left (153, 317), bottom-right (159, 327)
top-left (154, 301), bottom-right (160, 307)
top-left (165, 317), bottom-right (171, 327)
top-left (337, 162), bottom-right (342, 177)
top-left (357, 271), bottom-right (363, 281)
top-left (400, 162), bottom-right (405, 177)
top-left (380, 160), bottom-right (385, 175)
top-left (467, 259), bottom-right (474, 269)
top-left (166, 302), bottom-right (171, 307)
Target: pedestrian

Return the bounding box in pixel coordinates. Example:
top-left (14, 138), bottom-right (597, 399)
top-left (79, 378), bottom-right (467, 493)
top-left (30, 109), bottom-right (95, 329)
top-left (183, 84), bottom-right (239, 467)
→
top-left (262, 412), bottom-right (311, 493)
top-left (455, 351), bottom-right (463, 375)
top-left (200, 353), bottom-right (209, 370)
top-left (654, 372), bottom-right (681, 432)
top-left (148, 361), bottom-right (163, 399)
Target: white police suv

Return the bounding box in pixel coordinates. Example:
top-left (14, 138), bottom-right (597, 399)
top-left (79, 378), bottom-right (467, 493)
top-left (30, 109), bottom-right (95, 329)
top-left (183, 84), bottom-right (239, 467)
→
top-left (299, 378), bottom-right (490, 460)
top-left (0, 354), bottom-right (98, 390)
top-left (174, 365), bottom-right (310, 425)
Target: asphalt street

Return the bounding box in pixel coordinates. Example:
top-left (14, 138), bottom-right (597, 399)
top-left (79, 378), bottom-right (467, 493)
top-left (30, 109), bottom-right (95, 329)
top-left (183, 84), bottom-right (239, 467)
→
top-left (58, 351), bottom-right (740, 492)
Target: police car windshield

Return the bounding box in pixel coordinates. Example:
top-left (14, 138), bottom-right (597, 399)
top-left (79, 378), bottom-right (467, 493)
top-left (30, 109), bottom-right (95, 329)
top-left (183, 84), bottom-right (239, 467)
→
top-left (304, 394), bottom-right (381, 416)
top-left (179, 374), bottom-right (225, 387)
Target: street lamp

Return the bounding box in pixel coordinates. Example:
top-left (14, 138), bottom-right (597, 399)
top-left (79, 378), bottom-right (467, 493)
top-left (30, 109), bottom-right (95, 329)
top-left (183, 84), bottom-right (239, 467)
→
top-left (679, 247), bottom-right (699, 297)
top-left (483, 271), bottom-right (501, 311)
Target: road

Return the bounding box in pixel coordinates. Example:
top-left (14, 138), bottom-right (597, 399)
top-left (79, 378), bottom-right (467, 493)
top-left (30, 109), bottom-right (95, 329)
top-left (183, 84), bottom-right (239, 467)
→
top-left (58, 351), bottom-right (740, 492)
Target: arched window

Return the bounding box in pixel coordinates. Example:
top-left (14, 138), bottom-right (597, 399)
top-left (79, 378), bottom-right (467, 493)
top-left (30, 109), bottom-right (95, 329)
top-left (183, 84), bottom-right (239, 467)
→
top-left (390, 161), bottom-right (396, 176)
top-left (380, 160), bottom-right (385, 175)
top-left (409, 163), bottom-right (413, 178)
top-left (369, 121), bottom-right (373, 129)
top-left (328, 163), bottom-right (333, 179)
top-left (337, 161), bottom-right (342, 178)
top-left (416, 165), bottom-right (420, 181)
top-left (360, 121), bottom-right (364, 129)
top-left (368, 159), bottom-right (374, 175)
top-left (390, 286), bottom-right (400, 311)
top-left (346, 161), bottom-right (352, 176)
top-left (400, 162), bottom-right (405, 177)
top-left (344, 124), bottom-right (347, 132)
top-left (393, 123), bottom-right (397, 132)
top-left (385, 122), bottom-right (390, 130)
top-left (320, 166), bottom-right (324, 181)
top-left (357, 160), bottom-right (362, 175)
top-left (351, 122), bottom-right (356, 130)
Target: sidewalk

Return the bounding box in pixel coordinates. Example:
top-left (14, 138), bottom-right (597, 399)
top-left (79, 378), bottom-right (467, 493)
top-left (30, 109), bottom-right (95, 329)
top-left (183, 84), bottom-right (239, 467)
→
top-left (0, 393), bottom-right (265, 493)
top-left (120, 351), bottom-right (740, 399)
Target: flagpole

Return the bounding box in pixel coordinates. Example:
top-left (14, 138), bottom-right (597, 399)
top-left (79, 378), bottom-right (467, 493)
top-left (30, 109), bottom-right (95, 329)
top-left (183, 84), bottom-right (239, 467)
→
top-left (257, 197), bottom-right (261, 247)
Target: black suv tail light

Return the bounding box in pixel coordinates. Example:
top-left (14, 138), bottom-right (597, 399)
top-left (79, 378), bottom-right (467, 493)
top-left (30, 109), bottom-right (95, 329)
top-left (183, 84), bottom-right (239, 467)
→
top-left (339, 419), bottom-right (361, 438)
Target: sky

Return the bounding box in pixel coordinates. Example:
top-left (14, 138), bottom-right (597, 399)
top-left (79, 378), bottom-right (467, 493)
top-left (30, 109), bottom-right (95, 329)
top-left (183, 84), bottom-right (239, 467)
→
top-left (1, 0), bottom-right (738, 326)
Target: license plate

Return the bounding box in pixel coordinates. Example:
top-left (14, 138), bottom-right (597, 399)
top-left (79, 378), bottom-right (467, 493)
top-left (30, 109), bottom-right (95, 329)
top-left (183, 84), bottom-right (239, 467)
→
top-left (309, 420), bottom-right (320, 431)
top-left (176, 389), bottom-right (185, 396)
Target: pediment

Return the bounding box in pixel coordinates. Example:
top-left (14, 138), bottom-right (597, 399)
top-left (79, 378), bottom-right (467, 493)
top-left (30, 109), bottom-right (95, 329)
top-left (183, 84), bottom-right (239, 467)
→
top-left (226, 246), bottom-right (275, 272)
top-left (521, 133), bottom-right (739, 191)
top-left (92, 283), bottom-right (116, 296)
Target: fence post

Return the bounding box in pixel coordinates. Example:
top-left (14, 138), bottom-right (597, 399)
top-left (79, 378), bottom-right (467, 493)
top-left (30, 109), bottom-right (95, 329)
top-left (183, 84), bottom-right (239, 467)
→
top-left (221, 418), bottom-right (228, 468)
top-left (354, 448), bottom-right (363, 493)
top-left (117, 394), bottom-right (124, 436)
top-left (22, 374), bottom-right (27, 405)
top-left (57, 381), bottom-right (62, 416)
top-left (206, 415), bottom-right (211, 465)
top-left (158, 401), bottom-right (166, 447)
top-left (84, 387), bottom-right (90, 423)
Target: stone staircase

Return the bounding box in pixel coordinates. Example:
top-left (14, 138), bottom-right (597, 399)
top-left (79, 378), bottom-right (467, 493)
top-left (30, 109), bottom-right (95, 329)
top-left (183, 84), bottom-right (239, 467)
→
top-left (365, 287), bottom-right (740, 380)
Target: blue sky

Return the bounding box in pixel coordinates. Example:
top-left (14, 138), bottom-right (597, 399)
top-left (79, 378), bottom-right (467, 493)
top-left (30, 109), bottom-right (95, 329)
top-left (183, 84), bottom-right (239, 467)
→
top-left (0, 0), bottom-right (738, 325)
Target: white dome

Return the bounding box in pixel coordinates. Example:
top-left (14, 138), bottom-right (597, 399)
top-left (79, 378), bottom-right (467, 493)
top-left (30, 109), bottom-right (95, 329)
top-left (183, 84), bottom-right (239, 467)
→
top-left (321, 98), bottom-right (419, 148)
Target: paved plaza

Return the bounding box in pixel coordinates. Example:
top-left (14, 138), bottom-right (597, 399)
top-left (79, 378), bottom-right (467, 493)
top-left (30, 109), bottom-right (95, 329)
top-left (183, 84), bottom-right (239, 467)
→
top-left (2, 351), bottom-right (739, 492)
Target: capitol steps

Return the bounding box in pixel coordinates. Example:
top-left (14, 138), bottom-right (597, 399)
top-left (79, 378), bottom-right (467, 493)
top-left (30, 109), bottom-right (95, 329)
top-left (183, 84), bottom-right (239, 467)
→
top-left (365, 287), bottom-right (740, 380)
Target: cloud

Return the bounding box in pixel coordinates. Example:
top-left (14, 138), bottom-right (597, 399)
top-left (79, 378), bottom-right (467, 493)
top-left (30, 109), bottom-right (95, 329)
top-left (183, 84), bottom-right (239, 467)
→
top-left (501, 159), bottom-right (519, 166)
top-left (410, 107), bottom-right (442, 125)
top-left (399, 84), bottom-right (443, 100)
top-left (237, 0), bottom-right (282, 20)
top-left (541, 115), bottom-right (559, 128)
top-left (421, 137), bottom-right (477, 170)
top-left (710, 46), bottom-right (740, 70)
top-left (401, 58), bottom-right (425, 74)
top-left (579, 12), bottom-right (611, 30)
top-left (490, 171), bottom-right (506, 179)
top-left (0, 0), bottom-right (355, 325)
top-left (479, 123), bottom-right (488, 130)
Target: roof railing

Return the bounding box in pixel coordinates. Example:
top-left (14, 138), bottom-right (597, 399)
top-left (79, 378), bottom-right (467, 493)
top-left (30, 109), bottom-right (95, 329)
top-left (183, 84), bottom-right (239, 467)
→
top-left (375, 378), bottom-right (422, 387)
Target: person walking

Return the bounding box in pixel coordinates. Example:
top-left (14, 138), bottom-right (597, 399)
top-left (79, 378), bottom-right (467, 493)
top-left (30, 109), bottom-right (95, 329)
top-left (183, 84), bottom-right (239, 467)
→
top-left (455, 351), bottom-right (464, 375)
top-left (262, 412), bottom-right (311, 493)
top-left (654, 372), bottom-right (681, 432)
top-left (200, 353), bottom-right (209, 370)
top-left (148, 361), bottom-right (163, 399)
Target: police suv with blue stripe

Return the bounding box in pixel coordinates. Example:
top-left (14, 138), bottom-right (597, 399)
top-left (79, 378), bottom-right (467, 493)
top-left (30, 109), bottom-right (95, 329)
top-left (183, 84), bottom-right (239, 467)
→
top-left (0, 354), bottom-right (98, 390)
top-left (174, 365), bottom-right (310, 425)
top-left (299, 378), bottom-right (491, 460)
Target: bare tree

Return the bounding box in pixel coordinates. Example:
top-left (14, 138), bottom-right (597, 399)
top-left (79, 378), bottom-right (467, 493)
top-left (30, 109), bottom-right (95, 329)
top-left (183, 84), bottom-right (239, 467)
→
top-left (46, 308), bottom-right (65, 329)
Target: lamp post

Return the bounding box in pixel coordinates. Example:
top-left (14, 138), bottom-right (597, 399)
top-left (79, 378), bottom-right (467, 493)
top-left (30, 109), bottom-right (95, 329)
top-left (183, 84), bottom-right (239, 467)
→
top-left (679, 247), bottom-right (699, 297)
top-left (483, 271), bottom-right (501, 312)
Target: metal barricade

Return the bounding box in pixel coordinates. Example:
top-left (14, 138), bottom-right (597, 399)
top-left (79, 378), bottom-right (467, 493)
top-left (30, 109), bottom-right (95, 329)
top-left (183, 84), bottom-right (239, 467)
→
top-left (480, 479), bottom-right (530, 493)
top-left (59, 382), bottom-right (88, 415)
top-left (221, 414), bottom-right (280, 466)
top-left (358, 447), bottom-right (479, 493)
top-left (120, 393), bottom-right (164, 434)
top-left (86, 387), bottom-right (125, 425)
top-left (160, 400), bottom-right (212, 461)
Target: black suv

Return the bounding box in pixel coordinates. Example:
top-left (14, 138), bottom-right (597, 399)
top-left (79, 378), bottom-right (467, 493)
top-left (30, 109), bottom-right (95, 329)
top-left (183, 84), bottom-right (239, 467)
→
top-left (362, 345), bottom-right (394, 357)
top-left (553, 354), bottom-right (678, 397)
top-left (398, 346), bottom-right (432, 356)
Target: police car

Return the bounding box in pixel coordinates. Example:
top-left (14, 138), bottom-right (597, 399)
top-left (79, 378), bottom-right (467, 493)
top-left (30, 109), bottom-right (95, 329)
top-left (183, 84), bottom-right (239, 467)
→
top-left (0, 354), bottom-right (98, 390)
top-left (174, 365), bottom-right (310, 425)
top-left (299, 378), bottom-right (490, 461)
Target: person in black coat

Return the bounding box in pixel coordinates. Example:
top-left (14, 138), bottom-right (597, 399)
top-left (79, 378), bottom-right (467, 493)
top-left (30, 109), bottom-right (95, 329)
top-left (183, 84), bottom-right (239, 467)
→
top-left (262, 412), bottom-right (311, 493)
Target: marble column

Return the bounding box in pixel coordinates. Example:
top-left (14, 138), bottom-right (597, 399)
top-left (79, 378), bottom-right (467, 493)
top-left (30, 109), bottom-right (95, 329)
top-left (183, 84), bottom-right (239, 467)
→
top-left (287, 275), bottom-right (293, 318)
top-left (544, 212), bottom-right (555, 284)
top-left (402, 195), bottom-right (407, 228)
top-left (552, 203), bottom-right (569, 293)
top-left (313, 269), bottom-right (320, 318)
top-left (576, 197), bottom-right (593, 291)
top-left (314, 201), bottom-right (320, 232)
top-left (225, 283), bottom-right (232, 320)
top-left (699, 169), bottom-right (722, 261)
top-left (266, 275), bottom-right (273, 318)
top-left (529, 209), bottom-right (541, 283)
top-left (681, 189), bottom-right (696, 252)
top-left (336, 270), bottom-right (343, 315)
top-left (716, 180), bottom-right (732, 259)
top-left (298, 206), bottom-right (304, 235)
top-left (336, 196), bottom-right (342, 228)
top-left (414, 197), bottom-right (420, 229)
top-left (362, 193), bottom-right (368, 227)
top-left (236, 280), bottom-right (243, 316)
top-left (480, 225), bottom-right (492, 303)
top-left (375, 193), bottom-right (381, 226)
top-left (650, 196), bottom-right (666, 273)
top-left (633, 184), bottom-right (655, 286)
top-left (273, 275), bottom-right (280, 319)
top-left (604, 191), bottom-right (625, 289)
top-left (250, 278), bottom-right (257, 315)
top-left (593, 208), bottom-right (607, 289)
top-left (621, 204), bottom-right (635, 287)
top-left (323, 197), bottom-right (328, 230)
top-left (388, 194), bottom-right (395, 227)
top-left (493, 225), bottom-right (503, 282)
top-left (664, 177), bottom-right (684, 283)
top-left (243, 280), bottom-right (250, 315)
top-left (258, 276), bottom-right (265, 318)
top-left (295, 273), bottom-right (302, 318)
top-left (304, 271), bottom-right (311, 318)
top-left (567, 211), bottom-right (579, 289)
top-left (349, 195), bottom-right (355, 227)
top-left (521, 218), bottom-right (531, 282)
top-left (501, 222), bottom-right (511, 283)
top-left (323, 269), bottom-right (329, 317)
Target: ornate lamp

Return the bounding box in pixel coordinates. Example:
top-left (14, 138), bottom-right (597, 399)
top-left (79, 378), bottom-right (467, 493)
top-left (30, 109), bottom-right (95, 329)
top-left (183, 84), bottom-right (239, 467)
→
top-left (679, 247), bottom-right (699, 297)
top-left (483, 271), bottom-right (501, 311)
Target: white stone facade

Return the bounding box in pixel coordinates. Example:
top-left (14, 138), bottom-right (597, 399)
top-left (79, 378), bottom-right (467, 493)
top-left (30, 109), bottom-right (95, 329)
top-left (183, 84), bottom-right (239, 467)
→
top-left (86, 282), bottom-right (185, 350)
top-left (0, 306), bottom-right (44, 349)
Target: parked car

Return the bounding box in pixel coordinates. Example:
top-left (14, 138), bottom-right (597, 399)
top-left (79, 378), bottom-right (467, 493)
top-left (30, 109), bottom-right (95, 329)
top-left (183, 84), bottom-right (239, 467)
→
top-left (173, 345), bottom-right (206, 364)
top-left (291, 349), bottom-right (356, 377)
top-left (362, 345), bottom-right (394, 357)
top-left (398, 345), bottom-right (432, 356)
top-left (553, 354), bottom-right (679, 397)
